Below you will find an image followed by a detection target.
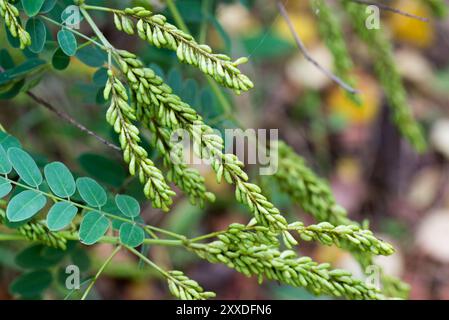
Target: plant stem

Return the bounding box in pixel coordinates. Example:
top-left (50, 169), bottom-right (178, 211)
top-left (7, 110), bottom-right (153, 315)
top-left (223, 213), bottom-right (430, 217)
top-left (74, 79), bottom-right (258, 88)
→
top-left (0, 230), bottom-right (184, 247)
top-left (82, 5), bottom-right (120, 14)
top-left (1, 176), bottom-right (185, 241)
top-left (0, 234), bottom-right (26, 241)
top-left (126, 246), bottom-right (171, 279)
top-left (39, 15), bottom-right (104, 49)
top-left (81, 245), bottom-right (122, 300)
top-left (145, 225), bottom-right (186, 241)
top-left (79, 7), bottom-right (114, 49)
top-left (199, 0), bottom-right (212, 43)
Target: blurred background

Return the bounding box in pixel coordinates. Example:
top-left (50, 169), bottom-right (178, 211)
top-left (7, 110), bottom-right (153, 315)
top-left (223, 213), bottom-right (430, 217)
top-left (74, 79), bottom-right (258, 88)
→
top-left (1, 0), bottom-right (449, 299)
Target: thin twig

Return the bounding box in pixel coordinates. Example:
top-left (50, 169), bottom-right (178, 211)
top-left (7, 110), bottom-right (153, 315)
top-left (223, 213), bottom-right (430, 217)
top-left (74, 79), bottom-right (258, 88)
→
top-left (276, 1), bottom-right (358, 94)
top-left (349, 0), bottom-right (430, 22)
top-left (26, 91), bottom-right (121, 152)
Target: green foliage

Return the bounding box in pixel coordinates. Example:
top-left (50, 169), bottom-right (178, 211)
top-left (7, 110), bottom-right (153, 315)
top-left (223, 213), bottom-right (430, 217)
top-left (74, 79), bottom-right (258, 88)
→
top-left (0, 0), bottom-right (434, 300)
top-left (311, 0), bottom-right (358, 103)
top-left (46, 202), bottom-right (78, 231)
top-left (44, 162), bottom-right (76, 198)
top-left (341, 0), bottom-right (427, 152)
top-left (8, 147), bottom-right (43, 187)
top-left (115, 194), bottom-right (140, 218)
top-left (187, 224), bottom-right (383, 300)
top-left (113, 6), bottom-right (253, 94)
top-left (76, 177), bottom-right (107, 208)
top-left (0, 132), bottom-right (148, 250)
top-left (0, 0), bottom-right (31, 49)
top-left (25, 17), bottom-right (47, 53)
top-left (57, 28), bottom-right (77, 56)
top-left (78, 211), bottom-right (110, 245)
top-left (274, 142), bottom-right (351, 225)
top-left (7, 190), bottom-right (47, 222)
top-left (119, 222), bottom-right (144, 247)
top-left (22, 0), bottom-right (46, 17)
top-left (10, 270), bottom-right (52, 297)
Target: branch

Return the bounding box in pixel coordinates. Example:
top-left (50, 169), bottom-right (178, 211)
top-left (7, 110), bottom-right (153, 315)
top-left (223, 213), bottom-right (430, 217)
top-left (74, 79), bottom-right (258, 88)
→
top-left (350, 0), bottom-right (430, 22)
top-left (276, 0), bottom-right (358, 94)
top-left (26, 91), bottom-right (121, 152)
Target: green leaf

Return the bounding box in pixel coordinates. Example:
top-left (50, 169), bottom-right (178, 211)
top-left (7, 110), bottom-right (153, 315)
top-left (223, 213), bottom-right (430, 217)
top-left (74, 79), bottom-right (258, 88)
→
top-left (26, 17), bottom-right (47, 54)
top-left (41, 0), bottom-right (57, 13)
top-left (22, 0), bottom-right (46, 17)
top-left (8, 147), bottom-right (43, 187)
top-left (243, 32), bottom-right (294, 58)
top-left (103, 198), bottom-right (125, 230)
top-left (10, 270), bottom-right (52, 297)
top-left (92, 68), bottom-right (109, 86)
top-left (76, 43), bottom-right (107, 67)
top-left (46, 202), bottom-right (77, 231)
top-left (44, 161), bottom-right (76, 198)
top-left (79, 211), bottom-right (110, 245)
top-left (16, 244), bottom-right (66, 269)
top-left (57, 29), bottom-right (77, 56)
top-left (0, 58), bottom-right (47, 86)
top-left (0, 132), bottom-right (21, 150)
top-left (119, 223), bottom-right (145, 247)
top-left (76, 177), bottom-right (107, 208)
top-left (0, 80), bottom-right (25, 100)
top-left (0, 145), bottom-right (12, 174)
top-left (115, 194), bottom-right (140, 218)
top-left (78, 153), bottom-right (126, 187)
top-left (52, 48), bottom-right (70, 70)
top-left (6, 190), bottom-right (47, 222)
top-left (70, 247), bottom-right (91, 272)
top-left (0, 177), bottom-right (12, 198)
top-left (0, 49), bottom-right (15, 69)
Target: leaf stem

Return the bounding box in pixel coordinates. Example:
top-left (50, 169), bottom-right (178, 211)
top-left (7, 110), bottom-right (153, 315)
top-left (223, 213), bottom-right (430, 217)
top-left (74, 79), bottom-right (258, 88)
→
top-left (79, 7), bottom-right (114, 49)
top-left (1, 177), bottom-right (185, 242)
top-left (39, 15), bottom-right (104, 49)
top-left (126, 246), bottom-right (170, 278)
top-left (81, 245), bottom-right (122, 300)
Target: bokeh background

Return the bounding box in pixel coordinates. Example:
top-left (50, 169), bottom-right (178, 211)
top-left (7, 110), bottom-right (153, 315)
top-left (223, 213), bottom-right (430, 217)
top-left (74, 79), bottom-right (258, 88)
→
top-left (1, 0), bottom-right (449, 299)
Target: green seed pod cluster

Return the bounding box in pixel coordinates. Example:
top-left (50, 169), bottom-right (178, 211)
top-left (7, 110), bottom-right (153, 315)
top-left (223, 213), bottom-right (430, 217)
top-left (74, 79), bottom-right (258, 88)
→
top-left (352, 251), bottom-right (410, 299)
top-left (341, 0), bottom-right (427, 153)
top-left (112, 51), bottom-right (214, 206)
top-left (104, 71), bottom-right (176, 211)
top-left (275, 141), bottom-right (352, 225)
top-left (288, 221), bottom-right (395, 256)
top-left (185, 121), bottom-right (289, 233)
top-left (0, 0), bottom-right (31, 49)
top-left (275, 142), bottom-right (407, 296)
top-left (0, 209), bottom-right (67, 250)
top-left (113, 7), bottom-right (253, 94)
top-left (167, 270), bottom-right (216, 300)
top-left (381, 274), bottom-right (411, 299)
top-left (186, 224), bottom-right (384, 300)
top-left (145, 118), bottom-right (216, 207)
top-left (311, 0), bottom-right (358, 102)
top-left (115, 50), bottom-right (288, 232)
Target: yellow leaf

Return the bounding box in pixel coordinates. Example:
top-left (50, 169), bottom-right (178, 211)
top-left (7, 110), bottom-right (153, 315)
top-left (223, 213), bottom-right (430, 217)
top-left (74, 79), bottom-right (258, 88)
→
top-left (388, 0), bottom-right (434, 48)
top-left (326, 72), bottom-right (381, 125)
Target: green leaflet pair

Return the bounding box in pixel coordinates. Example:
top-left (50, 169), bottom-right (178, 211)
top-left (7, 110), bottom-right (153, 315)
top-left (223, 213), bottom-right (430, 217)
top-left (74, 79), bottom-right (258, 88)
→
top-left (0, 131), bottom-right (145, 248)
